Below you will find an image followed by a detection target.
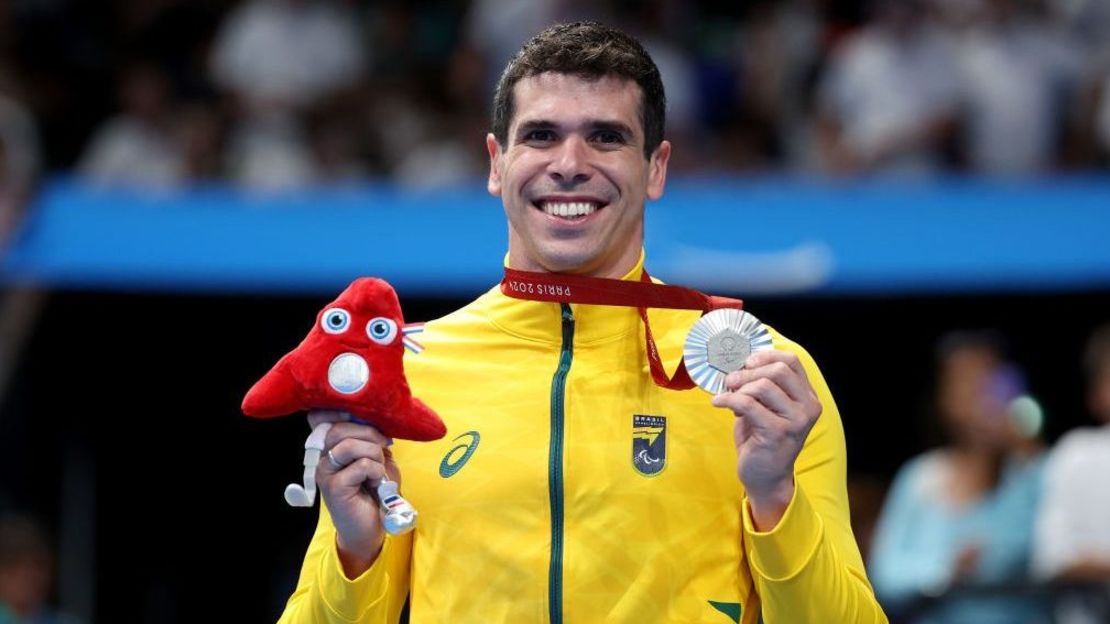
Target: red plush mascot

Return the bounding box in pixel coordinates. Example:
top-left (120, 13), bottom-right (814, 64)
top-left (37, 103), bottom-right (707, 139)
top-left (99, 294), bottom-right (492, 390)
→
top-left (243, 277), bottom-right (444, 534)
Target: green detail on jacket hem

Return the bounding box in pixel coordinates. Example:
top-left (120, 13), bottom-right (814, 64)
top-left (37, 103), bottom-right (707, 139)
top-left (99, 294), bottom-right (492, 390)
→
top-left (708, 600), bottom-right (742, 623)
top-left (548, 304), bottom-right (574, 624)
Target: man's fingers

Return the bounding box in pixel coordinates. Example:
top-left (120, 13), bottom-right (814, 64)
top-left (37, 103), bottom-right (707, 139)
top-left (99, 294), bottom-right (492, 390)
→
top-left (712, 390), bottom-right (778, 427)
top-left (747, 350), bottom-right (808, 380)
top-left (751, 361), bottom-right (810, 404)
top-left (324, 421), bottom-right (392, 449)
top-left (737, 377), bottom-right (795, 416)
top-left (724, 351), bottom-right (813, 404)
top-left (332, 457), bottom-right (388, 491)
top-left (325, 439), bottom-right (386, 473)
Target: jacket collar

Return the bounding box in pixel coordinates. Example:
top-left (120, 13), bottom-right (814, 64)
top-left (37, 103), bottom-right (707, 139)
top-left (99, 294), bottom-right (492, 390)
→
top-left (480, 251), bottom-right (646, 347)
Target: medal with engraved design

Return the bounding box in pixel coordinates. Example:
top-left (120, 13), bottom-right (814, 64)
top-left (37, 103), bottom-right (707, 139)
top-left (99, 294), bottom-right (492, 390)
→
top-left (683, 308), bottom-right (773, 394)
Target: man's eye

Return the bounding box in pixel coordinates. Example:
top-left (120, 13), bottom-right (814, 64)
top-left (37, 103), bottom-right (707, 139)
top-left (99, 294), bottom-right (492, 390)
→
top-left (593, 131), bottom-right (625, 144)
top-left (524, 130), bottom-right (555, 142)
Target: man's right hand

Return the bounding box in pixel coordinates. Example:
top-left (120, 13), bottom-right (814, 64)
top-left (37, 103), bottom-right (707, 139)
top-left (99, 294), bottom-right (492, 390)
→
top-left (312, 411), bottom-right (401, 579)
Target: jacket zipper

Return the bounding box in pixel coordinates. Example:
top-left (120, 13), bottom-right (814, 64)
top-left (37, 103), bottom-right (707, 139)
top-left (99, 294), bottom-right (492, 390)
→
top-left (548, 303), bottom-right (574, 624)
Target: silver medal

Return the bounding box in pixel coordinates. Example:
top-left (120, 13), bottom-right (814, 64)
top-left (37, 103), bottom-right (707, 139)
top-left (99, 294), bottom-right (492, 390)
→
top-left (683, 308), bottom-right (773, 394)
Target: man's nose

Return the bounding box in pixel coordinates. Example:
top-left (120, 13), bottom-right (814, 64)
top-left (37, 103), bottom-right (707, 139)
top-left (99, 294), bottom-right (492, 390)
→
top-left (548, 136), bottom-right (592, 185)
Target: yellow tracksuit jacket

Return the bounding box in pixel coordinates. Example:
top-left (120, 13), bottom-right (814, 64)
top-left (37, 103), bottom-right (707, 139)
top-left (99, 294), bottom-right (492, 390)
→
top-left (278, 259), bottom-right (887, 623)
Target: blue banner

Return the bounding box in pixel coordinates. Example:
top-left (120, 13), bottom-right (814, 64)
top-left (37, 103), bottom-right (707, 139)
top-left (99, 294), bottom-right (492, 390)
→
top-left (3, 176), bottom-right (1108, 297)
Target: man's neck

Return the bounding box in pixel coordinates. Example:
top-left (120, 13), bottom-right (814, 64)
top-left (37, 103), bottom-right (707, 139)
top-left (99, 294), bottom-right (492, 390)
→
top-left (506, 251), bottom-right (642, 281)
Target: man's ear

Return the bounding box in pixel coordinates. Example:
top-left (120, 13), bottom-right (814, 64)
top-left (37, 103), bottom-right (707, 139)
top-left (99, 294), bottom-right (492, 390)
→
top-left (646, 140), bottom-right (671, 201)
top-left (487, 133), bottom-right (503, 197)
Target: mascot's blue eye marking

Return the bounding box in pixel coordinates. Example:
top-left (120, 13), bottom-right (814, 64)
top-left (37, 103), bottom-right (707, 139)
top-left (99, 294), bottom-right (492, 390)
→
top-left (366, 317), bottom-right (398, 345)
top-left (321, 308), bottom-right (351, 334)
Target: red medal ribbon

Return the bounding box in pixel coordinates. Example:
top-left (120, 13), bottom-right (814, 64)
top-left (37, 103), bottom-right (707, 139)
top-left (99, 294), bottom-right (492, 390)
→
top-left (501, 267), bottom-right (743, 390)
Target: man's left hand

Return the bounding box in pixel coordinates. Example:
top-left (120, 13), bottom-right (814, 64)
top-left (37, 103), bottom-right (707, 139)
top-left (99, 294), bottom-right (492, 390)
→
top-left (711, 350), bottom-right (822, 531)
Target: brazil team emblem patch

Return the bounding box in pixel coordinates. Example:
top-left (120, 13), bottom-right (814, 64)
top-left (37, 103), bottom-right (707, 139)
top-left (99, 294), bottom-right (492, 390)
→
top-left (632, 415), bottom-right (667, 476)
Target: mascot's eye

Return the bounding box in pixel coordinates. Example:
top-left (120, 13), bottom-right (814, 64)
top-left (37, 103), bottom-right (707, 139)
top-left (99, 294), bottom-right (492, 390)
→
top-left (321, 308), bottom-right (351, 334)
top-left (366, 317), bottom-right (398, 345)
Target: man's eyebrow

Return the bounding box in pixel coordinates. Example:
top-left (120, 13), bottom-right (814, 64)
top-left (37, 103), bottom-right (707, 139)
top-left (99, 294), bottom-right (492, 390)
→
top-left (589, 120), bottom-right (635, 137)
top-left (515, 119), bottom-right (637, 142)
top-left (515, 120), bottom-right (557, 137)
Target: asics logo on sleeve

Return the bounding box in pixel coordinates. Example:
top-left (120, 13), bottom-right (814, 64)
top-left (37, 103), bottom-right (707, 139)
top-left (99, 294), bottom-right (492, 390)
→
top-left (439, 431), bottom-right (480, 478)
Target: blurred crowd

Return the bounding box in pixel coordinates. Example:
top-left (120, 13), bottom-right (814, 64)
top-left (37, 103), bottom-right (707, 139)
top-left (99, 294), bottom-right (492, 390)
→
top-left (0, 0), bottom-right (1108, 205)
top-left (864, 326), bottom-right (1110, 624)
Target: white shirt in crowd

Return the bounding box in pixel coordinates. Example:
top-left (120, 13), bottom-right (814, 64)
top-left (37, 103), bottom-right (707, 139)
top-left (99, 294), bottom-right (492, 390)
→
top-left (1032, 425), bottom-right (1110, 624)
top-left (1033, 425), bottom-right (1110, 577)
top-left (78, 117), bottom-right (183, 188)
top-left (954, 19), bottom-right (1082, 174)
top-left (210, 0), bottom-right (366, 111)
top-left (819, 25), bottom-right (961, 176)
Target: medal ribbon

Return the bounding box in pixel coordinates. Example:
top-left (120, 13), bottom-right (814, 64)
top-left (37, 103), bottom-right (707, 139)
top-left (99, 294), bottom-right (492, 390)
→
top-left (501, 267), bottom-right (743, 390)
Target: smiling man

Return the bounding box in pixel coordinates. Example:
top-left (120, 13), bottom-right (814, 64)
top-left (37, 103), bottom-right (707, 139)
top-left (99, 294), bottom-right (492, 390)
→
top-left (278, 22), bottom-right (886, 623)
top-left (489, 70), bottom-right (667, 279)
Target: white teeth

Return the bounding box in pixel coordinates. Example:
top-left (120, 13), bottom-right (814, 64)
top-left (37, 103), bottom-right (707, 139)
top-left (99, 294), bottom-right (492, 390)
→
top-left (542, 201), bottom-right (599, 218)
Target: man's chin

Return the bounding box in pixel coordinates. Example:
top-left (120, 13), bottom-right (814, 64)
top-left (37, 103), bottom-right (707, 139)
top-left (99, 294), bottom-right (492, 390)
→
top-left (530, 247), bottom-right (603, 275)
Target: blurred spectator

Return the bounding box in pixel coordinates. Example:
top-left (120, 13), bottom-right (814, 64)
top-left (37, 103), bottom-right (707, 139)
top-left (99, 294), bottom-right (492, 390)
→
top-left (305, 108), bottom-right (369, 184)
top-left (116, 0), bottom-right (225, 103)
top-left (732, 0), bottom-right (823, 170)
top-left (209, 0), bottom-right (368, 191)
top-left (1098, 74), bottom-right (1110, 158)
top-left (175, 102), bottom-right (225, 183)
top-left (464, 0), bottom-right (594, 89)
top-left (376, 28), bottom-right (488, 190)
top-left (947, 0), bottom-right (1082, 174)
top-left (624, 1), bottom-right (699, 158)
top-left (209, 0), bottom-right (366, 115)
top-left (1038, 0), bottom-right (1110, 165)
top-left (225, 111), bottom-right (317, 191)
top-left (816, 0), bottom-right (960, 177)
top-left (1046, 0), bottom-right (1110, 73)
top-left (1032, 325), bottom-right (1110, 624)
top-left (367, 2), bottom-right (468, 84)
top-left (0, 82), bottom-right (40, 240)
top-left (391, 115), bottom-right (484, 190)
top-left (77, 63), bottom-right (185, 188)
top-left (869, 331), bottom-right (1047, 623)
top-left (0, 514), bottom-right (79, 624)
top-left (0, 1), bottom-right (1108, 181)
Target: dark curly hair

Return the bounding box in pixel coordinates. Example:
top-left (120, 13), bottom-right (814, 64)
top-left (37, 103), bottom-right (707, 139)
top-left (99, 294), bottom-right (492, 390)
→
top-left (491, 21), bottom-right (666, 159)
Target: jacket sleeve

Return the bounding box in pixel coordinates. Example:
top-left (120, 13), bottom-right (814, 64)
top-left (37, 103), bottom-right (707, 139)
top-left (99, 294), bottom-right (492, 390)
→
top-left (277, 500), bottom-right (412, 624)
top-left (742, 338), bottom-right (888, 623)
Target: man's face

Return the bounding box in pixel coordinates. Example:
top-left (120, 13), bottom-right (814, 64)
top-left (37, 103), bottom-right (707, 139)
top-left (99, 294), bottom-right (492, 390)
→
top-left (487, 72), bottom-right (670, 278)
top-left (938, 348), bottom-right (1013, 450)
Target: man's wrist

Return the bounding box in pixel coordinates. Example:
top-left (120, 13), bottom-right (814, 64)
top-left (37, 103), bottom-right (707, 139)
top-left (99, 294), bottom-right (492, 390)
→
top-left (336, 532), bottom-right (385, 580)
top-left (745, 478), bottom-right (795, 532)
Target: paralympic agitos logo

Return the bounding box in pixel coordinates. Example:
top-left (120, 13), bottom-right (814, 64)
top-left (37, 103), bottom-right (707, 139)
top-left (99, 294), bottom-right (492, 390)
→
top-left (439, 431), bottom-right (480, 478)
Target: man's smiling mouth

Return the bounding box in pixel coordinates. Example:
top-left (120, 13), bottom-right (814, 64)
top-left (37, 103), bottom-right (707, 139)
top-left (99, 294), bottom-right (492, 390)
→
top-left (534, 199), bottom-right (605, 220)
